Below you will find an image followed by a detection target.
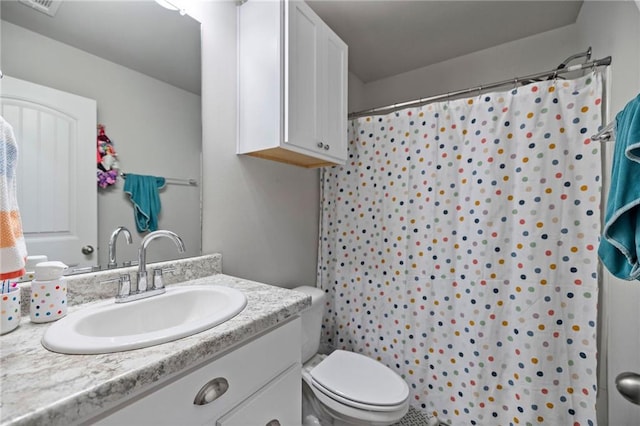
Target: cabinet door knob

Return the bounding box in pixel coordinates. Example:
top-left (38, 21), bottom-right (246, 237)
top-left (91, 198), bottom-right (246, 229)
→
top-left (323, 144), bottom-right (330, 150)
top-left (193, 377), bottom-right (229, 405)
top-left (317, 142), bottom-right (324, 148)
top-left (266, 421), bottom-right (281, 426)
top-left (81, 245), bottom-right (95, 255)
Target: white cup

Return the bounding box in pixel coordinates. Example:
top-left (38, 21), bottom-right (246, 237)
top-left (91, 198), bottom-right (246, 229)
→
top-left (30, 279), bottom-right (67, 323)
top-left (1, 287), bottom-right (21, 335)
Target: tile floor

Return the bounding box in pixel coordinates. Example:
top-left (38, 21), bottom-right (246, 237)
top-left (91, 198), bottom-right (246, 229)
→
top-left (393, 406), bottom-right (445, 426)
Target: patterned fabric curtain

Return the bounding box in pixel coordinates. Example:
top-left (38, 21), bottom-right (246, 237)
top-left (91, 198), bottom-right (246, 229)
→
top-left (318, 72), bottom-right (603, 425)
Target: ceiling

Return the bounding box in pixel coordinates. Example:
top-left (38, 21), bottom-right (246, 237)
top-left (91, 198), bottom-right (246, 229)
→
top-left (1, 1), bottom-right (584, 91)
top-left (0, 0), bottom-right (201, 95)
top-left (308, 0), bottom-right (584, 83)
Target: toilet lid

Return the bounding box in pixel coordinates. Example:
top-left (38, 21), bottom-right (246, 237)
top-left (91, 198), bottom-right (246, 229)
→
top-left (310, 350), bottom-right (409, 407)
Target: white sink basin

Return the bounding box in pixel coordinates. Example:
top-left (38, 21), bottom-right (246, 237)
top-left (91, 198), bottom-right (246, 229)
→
top-left (42, 285), bottom-right (247, 354)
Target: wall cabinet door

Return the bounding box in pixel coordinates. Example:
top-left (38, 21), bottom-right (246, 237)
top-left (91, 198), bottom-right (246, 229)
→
top-left (285, 0), bottom-right (347, 165)
top-left (320, 24), bottom-right (348, 163)
top-left (285, 0), bottom-right (321, 155)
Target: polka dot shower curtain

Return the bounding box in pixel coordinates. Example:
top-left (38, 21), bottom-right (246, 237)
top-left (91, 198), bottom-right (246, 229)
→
top-left (318, 72), bottom-right (603, 425)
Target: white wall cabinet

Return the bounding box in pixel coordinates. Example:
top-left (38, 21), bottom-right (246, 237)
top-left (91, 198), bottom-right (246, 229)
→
top-left (91, 318), bottom-right (301, 426)
top-left (237, 0), bottom-right (348, 168)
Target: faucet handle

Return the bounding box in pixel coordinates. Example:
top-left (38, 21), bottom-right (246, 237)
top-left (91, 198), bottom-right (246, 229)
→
top-left (152, 268), bottom-right (175, 290)
top-left (101, 273), bottom-right (132, 301)
top-left (117, 274), bottom-right (132, 299)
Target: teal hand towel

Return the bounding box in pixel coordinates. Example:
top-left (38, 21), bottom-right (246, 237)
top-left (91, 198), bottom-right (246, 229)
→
top-left (123, 174), bottom-right (166, 232)
top-left (599, 94), bottom-right (640, 280)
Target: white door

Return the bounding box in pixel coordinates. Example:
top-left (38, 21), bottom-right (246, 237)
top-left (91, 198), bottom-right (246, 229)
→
top-left (0, 76), bottom-right (97, 268)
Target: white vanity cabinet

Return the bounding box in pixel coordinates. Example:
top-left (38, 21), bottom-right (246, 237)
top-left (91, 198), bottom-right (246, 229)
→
top-left (92, 318), bottom-right (301, 426)
top-left (237, 0), bottom-right (348, 168)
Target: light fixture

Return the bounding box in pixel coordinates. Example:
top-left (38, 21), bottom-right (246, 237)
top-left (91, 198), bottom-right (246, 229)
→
top-left (154, 0), bottom-right (186, 16)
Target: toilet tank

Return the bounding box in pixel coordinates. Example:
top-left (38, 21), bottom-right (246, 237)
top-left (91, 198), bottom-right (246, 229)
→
top-left (293, 286), bottom-right (326, 363)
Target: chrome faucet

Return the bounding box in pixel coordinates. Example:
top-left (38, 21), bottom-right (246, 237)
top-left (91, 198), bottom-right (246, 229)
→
top-left (115, 230), bottom-right (185, 303)
top-left (107, 226), bottom-right (133, 269)
top-left (136, 230), bottom-right (185, 294)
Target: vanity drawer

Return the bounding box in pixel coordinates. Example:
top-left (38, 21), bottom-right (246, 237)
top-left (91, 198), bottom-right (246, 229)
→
top-left (93, 317), bottom-right (301, 425)
top-left (217, 363), bottom-right (300, 426)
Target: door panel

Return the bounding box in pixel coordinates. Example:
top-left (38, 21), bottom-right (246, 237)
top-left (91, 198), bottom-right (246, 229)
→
top-left (1, 76), bottom-right (97, 268)
top-left (323, 27), bottom-right (348, 162)
top-left (286, 0), bottom-right (320, 150)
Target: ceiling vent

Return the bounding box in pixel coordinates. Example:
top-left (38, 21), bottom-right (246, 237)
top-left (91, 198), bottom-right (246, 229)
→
top-left (18, 0), bottom-right (62, 17)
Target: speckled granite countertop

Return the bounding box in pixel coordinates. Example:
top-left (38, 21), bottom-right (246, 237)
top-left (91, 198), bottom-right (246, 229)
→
top-left (0, 255), bottom-right (310, 426)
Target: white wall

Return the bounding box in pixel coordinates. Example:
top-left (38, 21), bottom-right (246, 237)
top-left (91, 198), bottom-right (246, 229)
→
top-left (194, 1), bottom-right (320, 288)
top-left (576, 2), bottom-right (640, 425)
top-left (351, 23), bottom-right (581, 112)
top-left (1, 21), bottom-right (202, 267)
top-left (348, 71), bottom-right (367, 113)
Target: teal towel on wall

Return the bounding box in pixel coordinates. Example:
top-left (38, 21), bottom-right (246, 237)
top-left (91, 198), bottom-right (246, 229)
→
top-left (123, 174), bottom-right (166, 232)
top-left (599, 94), bottom-right (640, 280)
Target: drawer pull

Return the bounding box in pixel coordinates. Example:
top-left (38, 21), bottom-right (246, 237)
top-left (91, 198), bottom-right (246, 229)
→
top-left (193, 377), bottom-right (229, 405)
top-left (266, 421), bottom-right (281, 426)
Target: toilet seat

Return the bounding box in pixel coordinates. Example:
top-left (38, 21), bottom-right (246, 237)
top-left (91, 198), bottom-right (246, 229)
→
top-left (311, 378), bottom-right (408, 412)
top-left (306, 378), bottom-right (409, 425)
top-left (309, 350), bottom-right (409, 411)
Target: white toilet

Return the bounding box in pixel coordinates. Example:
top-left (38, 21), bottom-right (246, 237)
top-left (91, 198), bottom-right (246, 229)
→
top-left (295, 286), bottom-right (410, 426)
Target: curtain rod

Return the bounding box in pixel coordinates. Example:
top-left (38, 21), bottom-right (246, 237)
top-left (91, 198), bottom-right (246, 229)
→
top-left (348, 55), bottom-right (612, 119)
